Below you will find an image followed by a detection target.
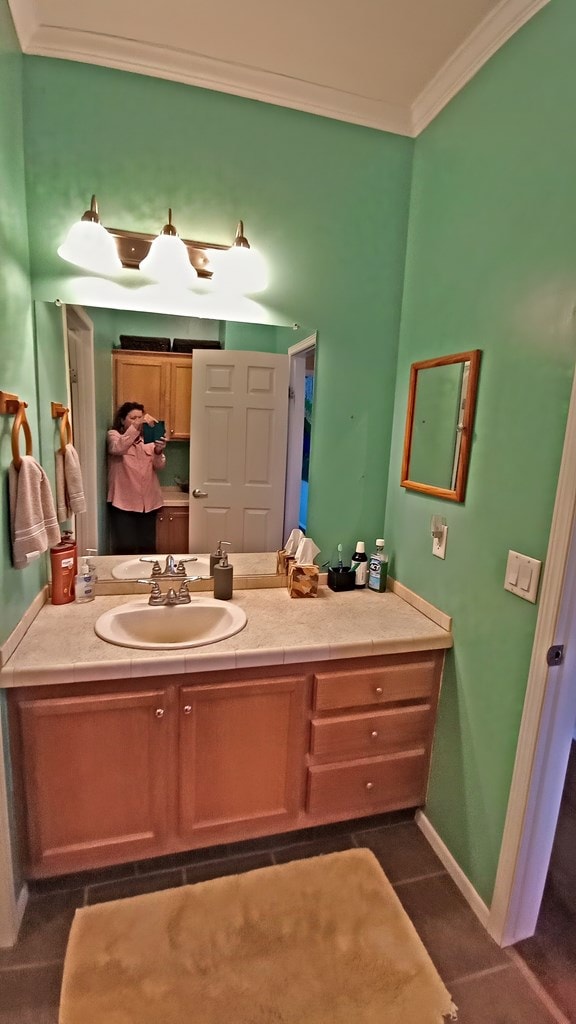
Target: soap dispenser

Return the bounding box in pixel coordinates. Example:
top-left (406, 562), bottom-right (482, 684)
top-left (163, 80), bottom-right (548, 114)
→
top-left (210, 540), bottom-right (224, 576)
top-left (213, 543), bottom-right (233, 600)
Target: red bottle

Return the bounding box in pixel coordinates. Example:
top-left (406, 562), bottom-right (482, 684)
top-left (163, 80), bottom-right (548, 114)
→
top-left (50, 532), bottom-right (77, 605)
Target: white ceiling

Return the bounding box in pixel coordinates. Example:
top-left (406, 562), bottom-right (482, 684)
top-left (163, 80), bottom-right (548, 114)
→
top-left (9, 0), bottom-right (548, 136)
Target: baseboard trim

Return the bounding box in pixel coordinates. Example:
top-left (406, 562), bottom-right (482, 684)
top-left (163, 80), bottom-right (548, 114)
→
top-left (416, 810), bottom-right (491, 932)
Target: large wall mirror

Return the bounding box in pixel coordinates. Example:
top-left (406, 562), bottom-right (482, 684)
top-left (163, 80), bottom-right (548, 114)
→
top-left (34, 301), bottom-right (316, 580)
top-left (401, 349), bottom-right (481, 503)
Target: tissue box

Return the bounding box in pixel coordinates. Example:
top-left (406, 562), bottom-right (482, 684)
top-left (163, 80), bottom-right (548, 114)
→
top-left (288, 564), bottom-right (319, 598)
top-left (276, 549), bottom-right (295, 575)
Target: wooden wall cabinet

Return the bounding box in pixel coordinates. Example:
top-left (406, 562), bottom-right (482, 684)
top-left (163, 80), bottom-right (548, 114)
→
top-left (156, 506), bottom-right (189, 553)
top-left (113, 351), bottom-right (192, 440)
top-left (10, 650), bottom-right (444, 878)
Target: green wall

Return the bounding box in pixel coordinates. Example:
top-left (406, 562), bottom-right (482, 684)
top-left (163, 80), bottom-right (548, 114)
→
top-left (0, 4), bottom-right (44, 645)
top-left (21, 57), bottom-right (414, 566)
top-left (0, 0), bottom-right (38, 894)
top-left (385, 0), bottom-right (576, 903)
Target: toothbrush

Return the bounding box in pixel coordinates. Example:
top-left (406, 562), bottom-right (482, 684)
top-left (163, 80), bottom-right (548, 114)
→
top-left (337, 543), bottom-right (343, 569)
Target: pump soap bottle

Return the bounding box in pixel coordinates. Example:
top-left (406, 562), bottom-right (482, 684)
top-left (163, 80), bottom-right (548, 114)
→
top-left (210, 540), bottom-right (224, 576)
top-left (75, 555), bottom-right (96, 603)
top-left (213, 543), bottom-right (233, 600)
top-left (351, 541), bottom-right (368, 589)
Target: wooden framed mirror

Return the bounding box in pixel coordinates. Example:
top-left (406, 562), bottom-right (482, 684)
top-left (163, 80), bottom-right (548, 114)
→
top-left (401, 349), bottom-right (481, 503)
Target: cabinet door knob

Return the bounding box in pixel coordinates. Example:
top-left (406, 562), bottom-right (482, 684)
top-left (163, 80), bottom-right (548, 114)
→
top-left (183, 704), bottom-right (192, 715)
top-left (170, 427), bottom-right (174, 434)
top-left (365, 781), bottom-right (374, 791)
top-left (155, 708), bottom-right (164, 719)
top-left (375, 686), bottom-right (383, 696)
top-left (370, 730), bottom-right (378, 738)
top-left (169, 516), bottom-right (173, 522)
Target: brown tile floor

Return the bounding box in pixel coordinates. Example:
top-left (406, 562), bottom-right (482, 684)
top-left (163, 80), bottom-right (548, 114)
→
top-left (0, 813), bottom-right (565, 1023)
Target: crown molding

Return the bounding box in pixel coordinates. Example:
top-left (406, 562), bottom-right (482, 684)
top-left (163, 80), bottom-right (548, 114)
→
top-left (7, 0), bottom-right (37, 48)
top-left (9, 0), bottom-right (550, 138)
top-left (410, 0), bottom-right (551, 136)
top-left (14, 23), bottom-right (413, 136)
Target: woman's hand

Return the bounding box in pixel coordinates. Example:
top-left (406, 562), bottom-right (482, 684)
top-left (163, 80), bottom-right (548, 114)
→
top-left (143, 413), bottom-right (157, 426)
top-left (154, 436), bottom-right (167, 454)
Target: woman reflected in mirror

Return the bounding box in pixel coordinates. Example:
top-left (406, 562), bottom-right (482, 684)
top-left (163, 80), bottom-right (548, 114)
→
top-left (107, 402), bottom-right (167, 554)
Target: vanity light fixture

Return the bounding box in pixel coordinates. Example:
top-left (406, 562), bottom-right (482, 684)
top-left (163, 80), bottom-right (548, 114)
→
top-left (57, 195), bottom-right (123, 276)
top-left (210, 220), bottom-right (268, 295)
top-left (138, 208), bottom-right (197, 287)
top-left (57, 197), bottom-right (267, 293)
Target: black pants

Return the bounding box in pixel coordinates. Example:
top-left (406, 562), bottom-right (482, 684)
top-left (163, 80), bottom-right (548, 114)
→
top-left (109, 505), bottom-right (158, 555)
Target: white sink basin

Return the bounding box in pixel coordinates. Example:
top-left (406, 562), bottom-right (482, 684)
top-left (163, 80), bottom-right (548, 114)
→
top-left (111, 555), bottom-right (210, 580)
top-left (95, 597), bottom-right (247, 650)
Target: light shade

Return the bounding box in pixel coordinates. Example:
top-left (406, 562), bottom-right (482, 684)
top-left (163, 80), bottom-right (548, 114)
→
top-left (139, 210), bottom-right (197, 287)
top-left (211, 221), bottom-right (268, 294)
top-left (57, 195), bottom-right (122, 276)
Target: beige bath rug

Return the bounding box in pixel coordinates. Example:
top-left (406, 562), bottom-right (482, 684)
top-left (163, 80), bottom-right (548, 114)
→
top-left (59, 848), bottom-right (457, 1024)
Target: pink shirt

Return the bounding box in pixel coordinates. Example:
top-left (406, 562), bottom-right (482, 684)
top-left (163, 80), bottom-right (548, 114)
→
top-left (107, 425), bottom-right (166, 512)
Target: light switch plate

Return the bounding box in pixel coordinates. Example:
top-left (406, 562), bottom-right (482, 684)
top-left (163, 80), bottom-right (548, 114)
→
top-left (432, 525), bottom-right (448, 559)
top-left (504, 550), bottom-right (542, 603)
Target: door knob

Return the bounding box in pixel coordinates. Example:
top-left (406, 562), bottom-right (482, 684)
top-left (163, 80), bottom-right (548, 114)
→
top-left (192, 488), bottom-right (208, 498)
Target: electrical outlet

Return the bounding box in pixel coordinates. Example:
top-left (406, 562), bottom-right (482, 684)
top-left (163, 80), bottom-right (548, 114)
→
top-left (432, 525), bottom-right (448, 559)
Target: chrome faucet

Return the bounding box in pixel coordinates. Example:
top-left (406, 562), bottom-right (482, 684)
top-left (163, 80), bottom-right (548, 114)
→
top-left (137, 577), bottom-right (201, 605)
top-left (139, 554), bottom-right (198, 579)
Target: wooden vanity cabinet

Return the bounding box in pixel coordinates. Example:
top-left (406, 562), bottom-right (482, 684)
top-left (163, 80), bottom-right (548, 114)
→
top-left (156, 506), bottom-right (189, 553)
top-left (178, 676), bottom-right (308, 840)
top-left (113, 351), bottom-right (192, 440)
top-left (15, 687), bottom-right (172, 876)
top-left (9, 650), bottom-right (444, 878)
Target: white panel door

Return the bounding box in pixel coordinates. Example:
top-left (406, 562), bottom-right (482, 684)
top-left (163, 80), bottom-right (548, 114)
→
top-left (189, 351), bottom-right (289, 553)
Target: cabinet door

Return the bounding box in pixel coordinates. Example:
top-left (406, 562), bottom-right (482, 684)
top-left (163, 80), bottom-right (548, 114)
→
top-left (113, 352), bottom-right (167, 421)
top-left (178, 677), bottom-right (306, 838)
top-left (167, 357), bottom-right (192, 440)
top-left (156, 507), bottom-right (189, 554)
top-left (18, 689), bottom-right (170, 876)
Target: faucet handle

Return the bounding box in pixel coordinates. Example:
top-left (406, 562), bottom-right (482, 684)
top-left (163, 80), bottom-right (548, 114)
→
top-left (136, 579), bottom-right (164, 604)
top-left (176, 581), bottom-right (192, 603)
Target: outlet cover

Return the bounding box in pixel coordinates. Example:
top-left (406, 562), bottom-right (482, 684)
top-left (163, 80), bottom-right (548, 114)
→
top-left (432, 525), bottom-right (448, 559)
top-left (504, 550), bottom-right (542, 603)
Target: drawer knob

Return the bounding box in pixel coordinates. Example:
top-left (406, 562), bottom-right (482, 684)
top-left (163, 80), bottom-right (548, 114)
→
top-left (183, 704), bottom-right (192, 715)
top-left (375, 686), bottom-right (383, 696)
top-left (370, 730), bottom-right (378, 738)
top-left (365, 781), bottom-right (374, 791)
top-left (155, 708), bottom-right (164, 719)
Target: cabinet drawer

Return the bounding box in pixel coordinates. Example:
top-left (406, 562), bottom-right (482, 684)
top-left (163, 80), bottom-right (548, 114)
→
top-left (313, 656), bottom-right (438, 712)
top-left (307, 750), bottom-right (428, 818)
top-left (310, 704), bottom-right (431, 763)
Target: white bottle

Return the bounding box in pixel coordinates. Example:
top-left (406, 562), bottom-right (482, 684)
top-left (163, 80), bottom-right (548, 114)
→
top-left (75, 556), bottom-right (96, 603)
top-left (351, 541), bottom-right (368, 589)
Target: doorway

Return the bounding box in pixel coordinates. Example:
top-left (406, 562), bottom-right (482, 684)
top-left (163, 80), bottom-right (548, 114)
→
top-left (284, 334), bottom-right (317, 539)
top-left (489, 365), bottom-right (576, 949)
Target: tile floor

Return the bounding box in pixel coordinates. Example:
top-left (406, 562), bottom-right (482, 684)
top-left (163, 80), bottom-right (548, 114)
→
top-left (0, 812), bottom-right (566, 1023)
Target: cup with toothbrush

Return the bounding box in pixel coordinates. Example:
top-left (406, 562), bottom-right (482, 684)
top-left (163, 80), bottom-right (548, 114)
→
top-left (326, 542), bottom-right (356, 592)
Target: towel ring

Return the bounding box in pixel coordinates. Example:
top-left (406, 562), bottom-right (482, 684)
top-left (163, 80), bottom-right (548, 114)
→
top-left (51, 401), bottom-right (73, 452)
top-left (12, 402), bottom-right (33, 470)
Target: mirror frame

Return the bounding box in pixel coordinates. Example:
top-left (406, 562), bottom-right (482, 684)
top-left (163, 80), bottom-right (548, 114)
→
top-left (401, 349), bottom-right (481, 503)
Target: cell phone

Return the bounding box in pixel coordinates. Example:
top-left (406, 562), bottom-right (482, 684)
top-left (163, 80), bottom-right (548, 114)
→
top-left (142, 420), bottom-right (166, 443)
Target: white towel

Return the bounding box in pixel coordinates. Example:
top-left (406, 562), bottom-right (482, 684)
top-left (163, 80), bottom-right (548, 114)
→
top-left (55, 443), bottom-right (86, 522)
top-left (9, 456), bottom-right (61, 569)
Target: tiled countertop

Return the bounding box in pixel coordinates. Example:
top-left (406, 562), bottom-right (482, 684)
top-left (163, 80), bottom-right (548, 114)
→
top-left (0, 588), bottom-right (452, 688)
